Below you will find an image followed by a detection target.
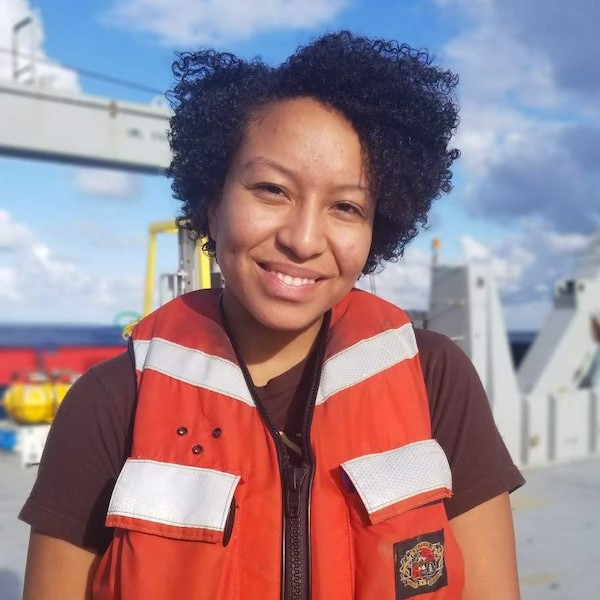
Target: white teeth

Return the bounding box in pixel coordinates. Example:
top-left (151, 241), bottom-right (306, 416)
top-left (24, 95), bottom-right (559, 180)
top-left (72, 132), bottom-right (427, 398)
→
top-left (274, 271), bottom-right (316, 286)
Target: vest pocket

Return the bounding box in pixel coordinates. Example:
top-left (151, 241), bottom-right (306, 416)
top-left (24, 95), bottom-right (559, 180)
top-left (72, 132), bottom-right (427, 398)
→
top-left (106, 458), bottom-right (241, 543)
top-left (340, 441), bottom-right (462, 598)
top-left (340, 439), bottom-right (452, 524)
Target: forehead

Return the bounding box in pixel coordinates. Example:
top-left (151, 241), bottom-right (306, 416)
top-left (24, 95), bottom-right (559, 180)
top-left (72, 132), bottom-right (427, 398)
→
top-left (234, 98), bottom-right (367, 183)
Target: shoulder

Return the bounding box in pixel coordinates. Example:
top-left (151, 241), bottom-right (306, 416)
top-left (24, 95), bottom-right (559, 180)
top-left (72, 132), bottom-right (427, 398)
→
top-left (61, 351), bottom-right (136, 423)
top-left (413, 326), bottom-right (487, 433)
top-left (413, 329), bottom-right (525, 518)
top-left (413, 328), bottom-right (478, 412)
top-left (19, 351), bottom-right (137, 552)
top-left (86, 351), bottom-right (136, 395)
top-left (414, 327), bottom-right (469, 368)
top-left (49, 351), bottom-right (137, 455)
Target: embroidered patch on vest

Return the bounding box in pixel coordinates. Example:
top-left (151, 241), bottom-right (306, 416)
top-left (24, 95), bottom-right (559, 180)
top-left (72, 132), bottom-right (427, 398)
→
top-left (394, 529), bottom-right (447, 598)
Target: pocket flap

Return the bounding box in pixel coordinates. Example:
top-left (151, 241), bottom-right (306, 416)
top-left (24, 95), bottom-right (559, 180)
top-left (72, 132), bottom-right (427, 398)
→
top-left (340, 439), bottom-right (452, 524)
top-left (106, 459), bottom-right (240, 543)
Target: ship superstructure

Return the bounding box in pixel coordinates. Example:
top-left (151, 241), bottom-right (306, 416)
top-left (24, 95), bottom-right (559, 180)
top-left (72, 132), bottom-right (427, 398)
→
top-left (428, 235), bottom-right (600, 467)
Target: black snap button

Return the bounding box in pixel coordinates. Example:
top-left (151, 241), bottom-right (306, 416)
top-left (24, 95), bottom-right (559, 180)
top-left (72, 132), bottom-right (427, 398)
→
top-left (191, 444), bottom-right (204, 455)
top-left (176, 426), bottom-right (188, 436)
top-left (212, 427), bottom-right (222, 438)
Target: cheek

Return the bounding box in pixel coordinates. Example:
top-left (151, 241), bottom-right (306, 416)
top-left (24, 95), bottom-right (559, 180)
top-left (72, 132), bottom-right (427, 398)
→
top-left (215, 205), bottom-right (274, 261)
top-left (335, 229), bottom-right (373, 274)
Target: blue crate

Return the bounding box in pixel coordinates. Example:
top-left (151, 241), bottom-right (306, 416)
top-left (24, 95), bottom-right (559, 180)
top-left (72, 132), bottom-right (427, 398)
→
top-left (0, 428), bottom-right (17, 451)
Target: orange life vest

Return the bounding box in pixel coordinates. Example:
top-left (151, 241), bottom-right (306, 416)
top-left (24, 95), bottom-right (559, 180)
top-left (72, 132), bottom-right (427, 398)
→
top-left (93, 288), bottom-right (464, 599)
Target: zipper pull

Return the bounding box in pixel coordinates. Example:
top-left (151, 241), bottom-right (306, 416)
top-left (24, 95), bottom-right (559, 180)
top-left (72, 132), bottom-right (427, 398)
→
top-left (284, 464), bottom-right (308, 518)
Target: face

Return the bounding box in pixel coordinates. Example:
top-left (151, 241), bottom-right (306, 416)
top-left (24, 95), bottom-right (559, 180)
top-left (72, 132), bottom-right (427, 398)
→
top-left (209, 97), bottom-right (374, 336)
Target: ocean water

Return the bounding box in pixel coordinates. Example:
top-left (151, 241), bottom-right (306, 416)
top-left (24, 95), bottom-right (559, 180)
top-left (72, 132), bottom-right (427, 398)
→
top-left (0, 323), bottom-right (535, 354)
top-left (0, 324), bottom-right (126, 349)
top-left (0, 322), bottom-right (536, 369)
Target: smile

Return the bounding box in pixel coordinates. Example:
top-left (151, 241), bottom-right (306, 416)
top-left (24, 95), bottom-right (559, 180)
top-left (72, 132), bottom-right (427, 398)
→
top-left (274, 271), bottom-right (316, 287)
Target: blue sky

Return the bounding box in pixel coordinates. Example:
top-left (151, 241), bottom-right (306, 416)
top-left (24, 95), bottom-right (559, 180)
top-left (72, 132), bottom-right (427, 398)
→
top-left (1, 0), bottom-right (598, 328)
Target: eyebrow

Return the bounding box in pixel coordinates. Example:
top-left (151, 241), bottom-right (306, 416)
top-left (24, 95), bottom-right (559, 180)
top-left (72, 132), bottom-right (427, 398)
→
top-left (241, 157), bottom-right (369, 193)
top-left (242, 157), bottom-right (295, 180)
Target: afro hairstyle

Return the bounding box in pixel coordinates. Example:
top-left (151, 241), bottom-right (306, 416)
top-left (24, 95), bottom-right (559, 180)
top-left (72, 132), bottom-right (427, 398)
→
top-left (167, 30), bottom-right (460, 274)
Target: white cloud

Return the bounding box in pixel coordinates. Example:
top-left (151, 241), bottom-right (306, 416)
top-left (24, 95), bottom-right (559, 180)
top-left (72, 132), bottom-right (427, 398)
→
top-left (543, 229), bottom-right (591, 254)
top-left (438, 2), bottom-right (559, 184)
top-left (0, 266), bottom-right (19, 300)
top-left (103, 0), bottom-right (348, 45)
top-left (0, 0), bottom-right (79, 91)
top-left (0, 211), bottom-right (143, 322)
top-left (431, 0), bottom-right (600, 240)
top-left (496, 0), bottom-right (600, 102)
top-left (461, 234), bottom-right (535, 296)
top-left (0, 209), bottom-right (35, 249)
top-left (444, 23), bottom-right (557, 108)
top-left (71, 220), bottom-right (145, 250)
top-left (460, 236), bottom-right (490, 261)
top-left (76, 168), bottom-right (141, 200)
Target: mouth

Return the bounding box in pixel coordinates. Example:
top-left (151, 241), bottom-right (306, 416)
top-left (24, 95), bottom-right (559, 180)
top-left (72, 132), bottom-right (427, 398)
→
top-left (259, 262), bottom-right (323, 287)
top-left (273, 271), bottom-right (316, 287)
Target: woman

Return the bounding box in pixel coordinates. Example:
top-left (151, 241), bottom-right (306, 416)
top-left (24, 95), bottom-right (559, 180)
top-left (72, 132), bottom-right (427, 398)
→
top-left (21, 32), bottom-right (524, 599)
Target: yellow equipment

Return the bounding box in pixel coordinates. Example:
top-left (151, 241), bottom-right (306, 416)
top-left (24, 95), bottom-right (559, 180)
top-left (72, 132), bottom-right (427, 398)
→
top-left (1, 221), bottom-right (215, 427)
top-left (118, 220), bottom-right (214, 339)
top-left (3, 374), bottom-right (74, 424)
top-left (143, 221), bottom-right (213, 318)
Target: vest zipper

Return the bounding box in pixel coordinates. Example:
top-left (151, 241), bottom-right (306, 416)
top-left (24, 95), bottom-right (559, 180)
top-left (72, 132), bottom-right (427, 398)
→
top-left (282, 310), bottom-right (329, 600)
top-left (283, 463), bottom-right (311, 600)
top-left (221, 299), bottom-right (331, 600)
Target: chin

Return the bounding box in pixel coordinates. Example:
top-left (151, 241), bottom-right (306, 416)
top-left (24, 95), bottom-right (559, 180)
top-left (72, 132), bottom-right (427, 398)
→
top-left (253, 307), bottom-right (324, 334)
top-left (260, 316), bottom-right (319, 334)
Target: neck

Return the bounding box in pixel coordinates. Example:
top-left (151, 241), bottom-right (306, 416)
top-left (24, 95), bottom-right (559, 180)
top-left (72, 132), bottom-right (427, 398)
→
top-left (222, 292), bottom-right (324, 387)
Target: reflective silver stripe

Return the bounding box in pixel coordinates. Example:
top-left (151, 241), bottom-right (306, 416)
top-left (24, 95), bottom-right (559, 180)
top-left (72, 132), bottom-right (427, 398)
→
top-left (316, 323), bottom-right (418, 405)
top-left (341, 440), bottom-right (452, 514)
top-left (133, 337), bottom-right (254, 407)
top-left (133, 338), bottom-right (150, 367)
top-left (108, 459), bottom-right (240, 531)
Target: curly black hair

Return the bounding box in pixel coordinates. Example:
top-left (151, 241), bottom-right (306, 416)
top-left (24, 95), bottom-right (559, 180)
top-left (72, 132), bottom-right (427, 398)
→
top-left (167, 31), bottom-right (459, 274)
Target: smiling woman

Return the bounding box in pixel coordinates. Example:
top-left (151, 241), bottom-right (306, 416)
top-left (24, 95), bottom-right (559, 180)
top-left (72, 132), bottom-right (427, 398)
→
top-left (211, 98), bottom-right (375, 375)
top-left (20, 31), bottom-right (523, 600)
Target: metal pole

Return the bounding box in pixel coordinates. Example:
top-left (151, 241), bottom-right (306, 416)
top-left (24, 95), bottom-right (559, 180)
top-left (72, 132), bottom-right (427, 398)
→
top-left (143, 231), bottom-right (157, 317)
top-left (178, 229), bottom-right (196, 295)
top-left (12, 16), bottom-right (34, 83)
top-left (197, 241), bottom-right (212, 289)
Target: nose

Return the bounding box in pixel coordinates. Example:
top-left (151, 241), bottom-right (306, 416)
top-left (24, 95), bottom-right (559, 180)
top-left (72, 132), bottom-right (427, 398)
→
top-left (276, 199), bottom-right (327, 260)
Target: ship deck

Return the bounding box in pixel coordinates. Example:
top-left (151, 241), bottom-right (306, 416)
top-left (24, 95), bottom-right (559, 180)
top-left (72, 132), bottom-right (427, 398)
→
top-left (1, 450), bottom-right (599, 599)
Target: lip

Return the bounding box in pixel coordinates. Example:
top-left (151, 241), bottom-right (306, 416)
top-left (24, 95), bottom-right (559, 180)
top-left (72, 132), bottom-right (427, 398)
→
top-left (256, 261), bottom-right (327, 300)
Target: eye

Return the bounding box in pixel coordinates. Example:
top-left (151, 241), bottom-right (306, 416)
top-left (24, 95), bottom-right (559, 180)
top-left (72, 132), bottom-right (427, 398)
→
top-left (333, 202), bottom-right (364, 218)
top-left (254, 183), bottom-right (285, 197)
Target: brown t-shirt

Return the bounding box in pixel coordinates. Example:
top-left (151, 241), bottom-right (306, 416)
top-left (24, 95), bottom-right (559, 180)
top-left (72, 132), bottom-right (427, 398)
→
top-left (19, 329), bottom-right (524, 553)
